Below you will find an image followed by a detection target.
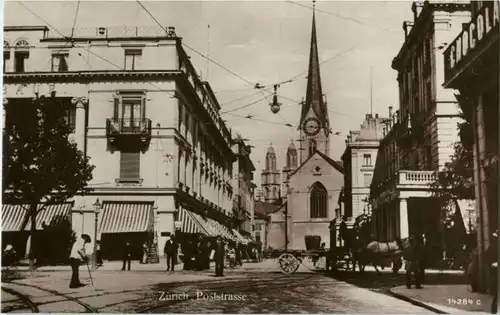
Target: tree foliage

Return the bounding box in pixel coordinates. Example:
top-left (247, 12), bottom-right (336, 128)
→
top-left (2, 92), bottom-right (95, 269)
top-left (431, 113), bottom-right (475, 200)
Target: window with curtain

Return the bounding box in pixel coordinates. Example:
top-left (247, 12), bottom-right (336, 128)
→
top-left (124, 49), bottom-right (142, 70)
top-left (120, 151), bottom-right (140, 180)
top-left (51, 53), bottom-right (69, 72)
top-left (310, 182), bottom-right (327, 219)
top-left (121, 97), bottom-right (143, 129)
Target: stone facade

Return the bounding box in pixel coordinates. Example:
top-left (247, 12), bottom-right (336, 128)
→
top-left (3, 25), bottom-right (235, 258)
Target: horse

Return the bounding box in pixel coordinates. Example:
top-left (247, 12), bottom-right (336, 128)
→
top-left (356, 237), bottom-right (410, 275)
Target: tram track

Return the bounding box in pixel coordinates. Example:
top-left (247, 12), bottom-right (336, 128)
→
top-left (1, 286), bottom-right (39, 313)
top-left (5, 282), bottom-right (99, 313)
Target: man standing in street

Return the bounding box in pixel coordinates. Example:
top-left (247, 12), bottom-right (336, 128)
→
top-left (122, 240), bottom-right (132, 271)
top-left (69, 234), bottom-right (91, 289)
top-left (486, 230), bottom-right (498, 314)
top-left (164, 236), bottom-right (177, 271)
top-left (214, 236), bottom-right (225, 277)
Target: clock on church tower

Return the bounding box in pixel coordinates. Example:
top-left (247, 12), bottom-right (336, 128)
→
top-left (303, 117), bottom-right (321, 136)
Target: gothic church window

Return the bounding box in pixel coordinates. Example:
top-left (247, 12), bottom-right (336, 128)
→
top-left (308, 139), bottom-right (317, 156)
top-left (310, 182), bottom-right (327, 219)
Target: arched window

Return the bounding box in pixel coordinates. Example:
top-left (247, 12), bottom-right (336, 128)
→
top-left (310, 182), bottom-right (327, 218)
top-left (308, 139), bottom-right (317, 156)
top-left (13, 39), bottom-right (30, 73)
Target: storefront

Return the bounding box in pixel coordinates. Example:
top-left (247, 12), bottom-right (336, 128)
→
top-left (443, 0), bottom-right (499, 292)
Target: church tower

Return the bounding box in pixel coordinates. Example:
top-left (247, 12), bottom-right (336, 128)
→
top-left (282, 140), bottom-right (298, 197)
top-left (260, 144), bottom-right (281, 203)
top-left (299, 4), bottom-right (330, 164)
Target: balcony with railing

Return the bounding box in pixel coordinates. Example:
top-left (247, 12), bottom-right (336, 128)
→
top-left (397, 170), bottom-right (436, 187)
top-left (106, 118), bottom-right (152, 144)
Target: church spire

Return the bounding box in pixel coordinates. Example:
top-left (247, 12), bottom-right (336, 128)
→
top-left (300, 1), bottom-right (329, 127)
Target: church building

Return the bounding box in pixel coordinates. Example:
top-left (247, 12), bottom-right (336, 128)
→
top-left (265, 5), bottom-right (344, 250)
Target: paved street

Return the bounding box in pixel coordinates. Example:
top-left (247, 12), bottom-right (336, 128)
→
top-left (1, 260), bottom-right (433, 313)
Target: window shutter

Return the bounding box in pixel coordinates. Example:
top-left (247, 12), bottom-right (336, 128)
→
top-left (120, 151), bottom-right (140, 179)
top-left (113, 95), bottom-right (119, 120)
top-left (141, 94), bottom-right (146, 119)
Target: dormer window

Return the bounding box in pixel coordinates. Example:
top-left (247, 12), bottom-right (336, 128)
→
top-left (124, 49), bottom-right (142, 70)
top-left (51, 53), bottom-right (69, 72)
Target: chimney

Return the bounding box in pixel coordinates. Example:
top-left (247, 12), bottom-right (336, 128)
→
top-left (375, 113), bottom-right (379, 118)
top-left (389, 106), bottom-right (393, 118)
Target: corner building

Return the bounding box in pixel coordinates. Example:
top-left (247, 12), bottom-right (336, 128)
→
top-left (442, 0), bottom-right (499, 292)
top-left (3, 25), bottom-right (237, 261)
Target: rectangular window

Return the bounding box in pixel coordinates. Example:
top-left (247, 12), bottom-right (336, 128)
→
top-left (14, 51), bottom-right (29, 73)
top-left (120, 151), bottom-right (140, 180)
top-left (121, 96), bottom-right (144, 130)
top-left (364, 173), bottom-right (373, 187)
top-left (3, 52), bottom-right (10, 73)
top-left (124, 49), bottom-right (142, 70)
top-left (363, 154), bottom-right (372, 166)
top-left (51, 53), bottom-right (69, 72)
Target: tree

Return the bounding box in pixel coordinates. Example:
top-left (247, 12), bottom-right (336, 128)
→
top-left (431, 113), bottom-right (475, 201)
top-left (3, 92), bottom-right (95, 270)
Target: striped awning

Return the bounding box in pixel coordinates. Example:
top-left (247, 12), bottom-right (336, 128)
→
top-left (211, 220), bottom-right (237, 241)
top-left (99, 202), bottom-right (153, 234)
top-left (232, 229), bottom-right (249, 244)
top-left (190, 213), bottom-right (217, 237)
top-left (2, 203), bottom-right (72, 232)
top-left (178, 208), bottom-right (210, 235)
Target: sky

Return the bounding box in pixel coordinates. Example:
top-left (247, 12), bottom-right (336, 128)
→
top-left (4, 0), bottom-right (414, 185)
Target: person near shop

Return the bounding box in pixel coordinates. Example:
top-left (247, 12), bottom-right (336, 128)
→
top-left (204, 239), bottom-right (211, 270)
top-left (405, 234), bottom-right (423, 289)
top-left (121, 240), bottom-right (132, 271)
top-left (183, 240), bottom-right (194, 271)
top-left (69, 234), bottom-right (91, 289)
top-left (235, 242), bottom-right (242, 266)
top-left (96, 240), bottom-right (103, 267)
top-left (164, 236), bottom-right (177, 271)
top-left (141, 242), bottom-right (148, 264)
top-left (418, 233), bottom-right (427, 284)
top-left (213, 236), bottom-right (225, 277)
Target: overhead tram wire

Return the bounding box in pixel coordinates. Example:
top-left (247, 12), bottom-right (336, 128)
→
top-left (223, 112), bottom-right (299, 129)
top-left (285, 1), bottom-right (399, 34)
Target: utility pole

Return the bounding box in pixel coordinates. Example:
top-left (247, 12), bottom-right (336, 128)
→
top-left (370, 66), bottom-right (373, 116)
top-left (285, 200), bottom-right (288, 250)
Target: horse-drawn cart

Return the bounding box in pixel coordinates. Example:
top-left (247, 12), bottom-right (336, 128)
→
top-left (265, 249), bottom-right (331, 274)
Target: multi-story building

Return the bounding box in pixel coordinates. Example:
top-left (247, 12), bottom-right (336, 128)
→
top-left (231, 135), bottom-right (256, 239)
top-left (369, 1), bottom-right (471, 265)
top-left (260, 145), bottom-right (281, 203)
top-left (442, 0), bottom-right (499, 292)
top-left (2, 25), bottom-right (238, 261)
top-left (341, 113), bottom-right (386, 220)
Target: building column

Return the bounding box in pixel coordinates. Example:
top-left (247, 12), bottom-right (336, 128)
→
top-left (399, 198), bottom-right (409, 239)
top-left (71, 97), bottom-right (88, 153)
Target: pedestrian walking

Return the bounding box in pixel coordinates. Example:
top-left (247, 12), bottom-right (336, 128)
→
top-left (141, 242), bottom-right (148, 264)
top-left (69, 234), bottom-right (91, 289)
top-left (213, 236), bottom-right (225, 277)
top-left (235, 242), bottom-right (242, 266)
top-left (405, 234), bottom-right (423, 289)
top-left (418, 233), bottom-right (427, 284)
top-left (486, 230), bottom-right (498, 314)
top-left (121, 240), bottom-right (132, 271)
top-left (164, 236), bottom-right (177, 271)
top-left (95, 240), bottom-right (103, 267)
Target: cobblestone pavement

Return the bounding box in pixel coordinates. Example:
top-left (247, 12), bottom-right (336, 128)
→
top-left (1, 260), bottom-right (434, 313)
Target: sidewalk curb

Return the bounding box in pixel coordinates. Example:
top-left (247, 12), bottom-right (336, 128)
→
top-left (388, 289), bottom-right (448, 314)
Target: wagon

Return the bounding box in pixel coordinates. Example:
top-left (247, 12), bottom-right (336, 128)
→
top-left (264, 249), bottom-right (332, 274)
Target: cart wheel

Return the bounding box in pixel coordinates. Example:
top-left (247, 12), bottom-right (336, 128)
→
top-left (278, 253), bottom-right (300, 274)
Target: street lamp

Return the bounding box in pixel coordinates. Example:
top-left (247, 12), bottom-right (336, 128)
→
top-left (92, 198), bottom-right (102, 271)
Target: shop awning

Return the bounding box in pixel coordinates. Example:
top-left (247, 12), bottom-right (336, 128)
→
top-left (99, 202), bottom-right (154, 234)
top-left (231, 229), bottom-right (249, 244)
top-left (2, 203), bottom-right (72, 232)
top-left (189, 213), bottom-right (218, 237)
top-left (178, 207), bottom-right (209, 235)
top-left (211, 220), bottom-right (237, 241)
